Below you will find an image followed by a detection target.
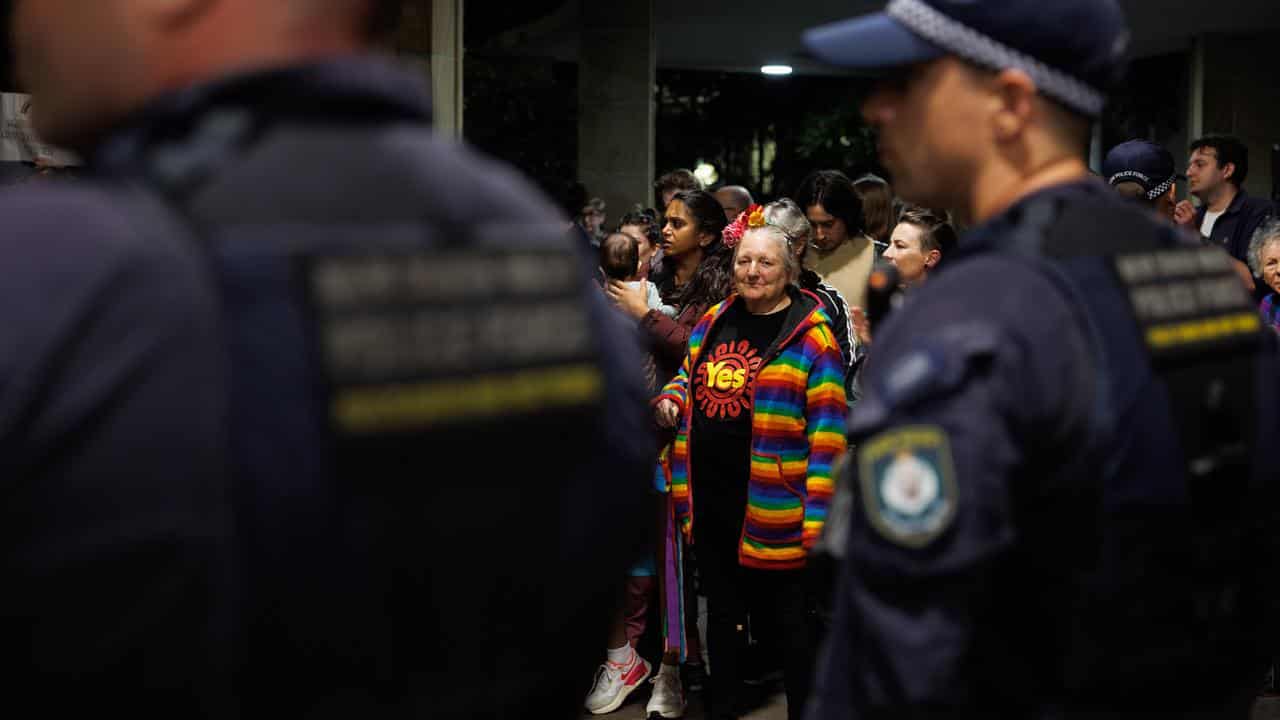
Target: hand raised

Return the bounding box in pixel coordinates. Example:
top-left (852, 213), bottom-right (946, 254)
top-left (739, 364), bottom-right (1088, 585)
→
top-left (1173, 200), bottom-right (1197, 228)
top-left (850, 306), bottom-right (873, 348)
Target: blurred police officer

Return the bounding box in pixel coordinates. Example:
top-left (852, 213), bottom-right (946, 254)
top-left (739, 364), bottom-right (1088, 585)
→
top-left (803, 1), bottom-right (1280, 717)
top-left (1103, 139), bottom-right (1180, 221)
top-left (11, 0), bottom-right (650, 717)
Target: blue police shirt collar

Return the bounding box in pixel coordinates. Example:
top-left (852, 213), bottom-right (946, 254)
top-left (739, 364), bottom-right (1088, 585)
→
top-left (91, 55), bottom-right (433, 175)
top-left (958, 178), bottom-right (1112, 252)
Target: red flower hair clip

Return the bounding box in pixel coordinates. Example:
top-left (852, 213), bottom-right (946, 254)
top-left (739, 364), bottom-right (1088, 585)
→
top-left (722, 203), bottom-right (764, 248)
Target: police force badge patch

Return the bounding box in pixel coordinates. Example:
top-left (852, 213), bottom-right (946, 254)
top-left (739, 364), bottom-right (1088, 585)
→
top-left (858, 425), bottom-right (958, 548)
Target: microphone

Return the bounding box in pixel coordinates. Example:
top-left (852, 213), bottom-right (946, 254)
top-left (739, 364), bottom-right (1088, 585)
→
top-left (865, 259), bottom-right (901, 330)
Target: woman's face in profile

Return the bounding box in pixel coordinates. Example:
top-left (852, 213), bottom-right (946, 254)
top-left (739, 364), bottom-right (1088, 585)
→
top-left (1261, 241), bottom-right (1280, 295)
top-left (884, 222), bottom-right (930, 287)
top-left (662, 200), bottom-right (706, 259)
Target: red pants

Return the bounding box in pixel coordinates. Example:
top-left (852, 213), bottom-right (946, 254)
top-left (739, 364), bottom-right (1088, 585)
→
top-left (624, 575), bottom-right (654, 647)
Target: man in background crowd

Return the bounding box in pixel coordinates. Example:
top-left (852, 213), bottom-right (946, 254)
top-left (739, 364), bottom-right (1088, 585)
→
top-left (655, 168), bottom-right (703, 210)
top-left (1176, 134), bottom-right (1276, 291)
top-left (580, 196), bottom-right (609, 246)
top-left (714, 184), bottom-right (754, 222)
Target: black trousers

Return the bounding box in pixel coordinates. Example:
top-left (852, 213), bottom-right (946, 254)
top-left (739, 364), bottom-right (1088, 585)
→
top-left (694, 513), bottom-right (819, 720)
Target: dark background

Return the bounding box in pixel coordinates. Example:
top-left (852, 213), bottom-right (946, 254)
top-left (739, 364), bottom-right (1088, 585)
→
top-left (463, 52), bottom-right (1187, 211)
top-left (0, 0), bottom-right (1191, 209)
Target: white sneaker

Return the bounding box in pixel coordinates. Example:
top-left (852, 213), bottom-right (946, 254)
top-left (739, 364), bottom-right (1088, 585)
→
top-left (585, 652), bottom-right (652, 715)
top-left (645, 664), bottom-right (686, 719)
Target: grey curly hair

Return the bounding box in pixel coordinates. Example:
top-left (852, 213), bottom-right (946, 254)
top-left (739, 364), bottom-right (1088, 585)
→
top-left (737, 225), bottom-right (802, 286)
top-left (762, 198), bottom-right (814, 249)
top-left (1247, 218), bottom-right (1280, 277)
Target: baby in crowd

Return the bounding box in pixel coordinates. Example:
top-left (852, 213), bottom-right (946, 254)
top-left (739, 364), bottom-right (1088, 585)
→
top-left (600, 232), bottom-right (678, 318)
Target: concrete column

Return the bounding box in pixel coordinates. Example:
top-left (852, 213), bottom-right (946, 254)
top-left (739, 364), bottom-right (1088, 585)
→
top-left (429, 0), bottom-right (464, 136)
top-left (578, 0), bottom-right (656, 221)
top-left (395, 0), bottom-right (464, 138)
top-left (1186, 37), bottom-right (1205, 145)
top-left (1186, 33), bottom-right (1280, 200)
top-left (1088, 122), bottom-right (1103, 174)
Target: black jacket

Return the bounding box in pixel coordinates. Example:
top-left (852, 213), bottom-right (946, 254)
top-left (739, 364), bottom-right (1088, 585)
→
top-left (1194, 187), bottom-right (1275, 263)
top-left (799, 269), bottom-right (855, 374)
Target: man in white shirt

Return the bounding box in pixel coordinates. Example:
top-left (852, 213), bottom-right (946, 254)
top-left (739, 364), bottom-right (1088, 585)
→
top-left (1174, 135), bottom-right (1276, 293)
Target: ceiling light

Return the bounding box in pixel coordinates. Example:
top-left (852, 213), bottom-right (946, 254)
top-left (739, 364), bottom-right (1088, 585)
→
top-left (761, 65), bottom-right (793, 76)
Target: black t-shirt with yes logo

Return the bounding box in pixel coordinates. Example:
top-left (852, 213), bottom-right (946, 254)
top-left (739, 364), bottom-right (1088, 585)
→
top-left (690, 301), bottom-right (789, 505)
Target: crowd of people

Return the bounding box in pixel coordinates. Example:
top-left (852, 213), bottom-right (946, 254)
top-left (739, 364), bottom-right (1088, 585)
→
top-left (3, 0), bottom-right (1279, 719)
top-left (573, 122), bottom-right (1279, 718)
top-left (573, 167), bottom-right (959, 719)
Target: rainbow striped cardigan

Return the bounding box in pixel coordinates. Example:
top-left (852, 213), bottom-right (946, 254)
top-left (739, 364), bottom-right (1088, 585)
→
top-left (657, 290), bottom-right (848, 570)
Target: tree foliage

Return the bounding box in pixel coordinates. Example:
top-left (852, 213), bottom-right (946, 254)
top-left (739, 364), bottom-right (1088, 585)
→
top-left (464, 54), bottom-right (579, 195)
top-left (656, 70), bottom-right (885, 201)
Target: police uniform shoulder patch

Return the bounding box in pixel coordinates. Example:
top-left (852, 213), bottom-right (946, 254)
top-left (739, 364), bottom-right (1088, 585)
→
top-left (858, 425), bottom-right (958, 548)
top-left (1112, 246), bottom-right (1261, 363)
top-left (302, 248), bottom-right (603, 435)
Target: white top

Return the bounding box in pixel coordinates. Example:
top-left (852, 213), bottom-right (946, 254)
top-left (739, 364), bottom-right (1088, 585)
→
top-left (1201, 209), bottom-right (1224, 239)
top-left (627, 279), bottom-right (677, 318)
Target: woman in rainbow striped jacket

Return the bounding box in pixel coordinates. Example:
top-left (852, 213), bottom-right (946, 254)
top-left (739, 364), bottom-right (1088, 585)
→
top-left (654, 212), bottom-right (847, 720)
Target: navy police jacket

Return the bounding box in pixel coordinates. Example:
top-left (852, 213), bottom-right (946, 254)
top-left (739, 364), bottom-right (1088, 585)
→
top-left (811, 181), bottom-right (1280, 719)
top-left (0, 172), bottom-right (231, 716)
top-left (9, 57), bottom-right (651, 718)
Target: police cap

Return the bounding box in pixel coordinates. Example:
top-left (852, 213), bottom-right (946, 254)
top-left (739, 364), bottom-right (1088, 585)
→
top-left (803, 0), bottom-right (1131, 117)
top-left (1102, 140), bottom-right (1181, 200)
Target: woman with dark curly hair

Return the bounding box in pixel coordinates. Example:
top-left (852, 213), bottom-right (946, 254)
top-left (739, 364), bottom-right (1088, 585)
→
top-left (607, 190), bottom-right (733, 385)
top-left (617, 207), bottom-right (663, 280)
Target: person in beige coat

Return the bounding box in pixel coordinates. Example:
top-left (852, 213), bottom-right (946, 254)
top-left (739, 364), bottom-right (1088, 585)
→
top-left (795, 170), bottom-right (876, 312)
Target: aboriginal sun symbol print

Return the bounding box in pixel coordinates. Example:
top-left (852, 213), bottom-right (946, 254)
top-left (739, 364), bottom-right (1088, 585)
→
top-left (695, 340), bottom-right (764, 420)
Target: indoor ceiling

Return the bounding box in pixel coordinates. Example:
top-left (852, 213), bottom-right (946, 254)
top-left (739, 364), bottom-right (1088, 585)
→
top-left (474, 0), bottom-right (1280, 75)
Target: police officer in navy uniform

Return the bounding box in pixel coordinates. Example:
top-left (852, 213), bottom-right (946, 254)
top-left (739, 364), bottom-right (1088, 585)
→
top-left (1102, 139), bottom-right (1181, 220)
top-left (801, 1), bottom-right (1280, 717)
top-left (7, 0), bottom-right (650, 717)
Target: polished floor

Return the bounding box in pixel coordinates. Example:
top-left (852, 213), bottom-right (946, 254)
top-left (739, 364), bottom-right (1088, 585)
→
top-left (584, 687), bottom-right (1280, 719)
top-left (581, 677), bottom-right (787, 720)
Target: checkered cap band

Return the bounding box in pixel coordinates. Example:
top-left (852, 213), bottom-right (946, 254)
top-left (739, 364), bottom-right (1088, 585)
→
top-left (886, 0), bottom-right (1107, 116)
top-left (1109, 169), bottom-right (1174, 200)
top-left (1144, 176), bottom-right (1175, 200)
